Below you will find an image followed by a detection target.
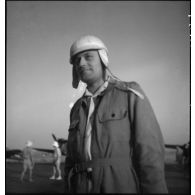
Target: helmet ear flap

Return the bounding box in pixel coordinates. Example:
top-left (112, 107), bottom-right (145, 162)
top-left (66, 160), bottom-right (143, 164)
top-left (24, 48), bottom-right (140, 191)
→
top-left (72, 66), bottom-right (80, 89)
top-left (98, 49), bottom-right (108, 67)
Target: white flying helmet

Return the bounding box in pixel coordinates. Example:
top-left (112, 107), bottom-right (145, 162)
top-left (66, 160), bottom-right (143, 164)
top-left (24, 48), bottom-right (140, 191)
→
top-left (69, 35), bottom-right (109, 88)
top-left (52, 141), bottom-right (59, 148)
top-left (26, 140), bottom-right (33, 147)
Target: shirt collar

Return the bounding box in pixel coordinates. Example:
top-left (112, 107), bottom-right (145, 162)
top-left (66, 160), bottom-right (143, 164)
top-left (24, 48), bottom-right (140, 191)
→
top-left (84, 77), bottom-right (110, 97)
top-left (80, 77), bottom-right (115, 106)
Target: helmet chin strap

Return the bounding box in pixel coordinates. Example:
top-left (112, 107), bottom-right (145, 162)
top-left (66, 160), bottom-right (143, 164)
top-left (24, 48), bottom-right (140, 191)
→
top-left (106, 66), bottom-right (122, 82)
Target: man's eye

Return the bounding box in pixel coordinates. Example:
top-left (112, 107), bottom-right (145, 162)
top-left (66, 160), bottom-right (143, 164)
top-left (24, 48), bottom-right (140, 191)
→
top-left (85, 55), bottom-right (93, 60)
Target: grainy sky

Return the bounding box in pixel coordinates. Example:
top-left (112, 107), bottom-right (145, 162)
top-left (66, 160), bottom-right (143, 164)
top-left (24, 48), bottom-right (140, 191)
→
top-left (6, 1), bottom-right (190, 149)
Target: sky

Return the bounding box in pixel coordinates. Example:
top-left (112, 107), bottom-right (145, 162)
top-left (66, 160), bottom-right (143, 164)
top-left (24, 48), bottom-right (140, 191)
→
top-left (6, 1), bottom-right (190, 149)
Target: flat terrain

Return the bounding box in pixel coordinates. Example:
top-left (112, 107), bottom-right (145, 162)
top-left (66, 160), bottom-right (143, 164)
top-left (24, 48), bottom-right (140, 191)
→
top-left (165, 163), bottom-right (190, 194)
top-left (6, 162), bottom-right (65, 193)
top-left (6, 162), bottom-right (190, 194)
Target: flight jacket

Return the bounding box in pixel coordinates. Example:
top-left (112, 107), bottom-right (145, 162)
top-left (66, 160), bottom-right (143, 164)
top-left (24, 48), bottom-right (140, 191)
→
top-left (64, 78), bottom-right (168, 193)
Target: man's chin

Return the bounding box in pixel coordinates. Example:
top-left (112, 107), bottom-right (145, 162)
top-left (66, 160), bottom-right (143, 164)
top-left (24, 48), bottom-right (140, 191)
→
top-left (80, 77), bottom-right (93, 85)
top-left (80, 74), bottom-right (93, 83)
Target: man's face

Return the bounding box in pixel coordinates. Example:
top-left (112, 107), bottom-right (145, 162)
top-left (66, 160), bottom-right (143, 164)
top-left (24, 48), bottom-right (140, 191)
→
top-left (72, 50), bottom-right (104, 85)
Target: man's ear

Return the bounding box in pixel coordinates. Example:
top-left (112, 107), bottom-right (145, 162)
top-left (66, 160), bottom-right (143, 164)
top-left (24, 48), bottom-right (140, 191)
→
top-left (72, 66), bottom-right (80, 89)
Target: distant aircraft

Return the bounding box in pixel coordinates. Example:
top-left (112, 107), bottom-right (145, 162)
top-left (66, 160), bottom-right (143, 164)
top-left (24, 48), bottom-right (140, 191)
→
top-left (165, 142), bottom-right (191, 165)
top-left (165, 144), bottom-right (183, 149)
top-left (33, 142), bottom-right (186, 157)
top-left (6, 133), bottom-right (67, 160)
top-left (6, 138), bottom-right (187, 160)
top-left (165, 143), bottom-right (190, 153)
top-left (6, 148), bottom-right (22, 159)
top-left (33, 133), bottom-right (67, 156)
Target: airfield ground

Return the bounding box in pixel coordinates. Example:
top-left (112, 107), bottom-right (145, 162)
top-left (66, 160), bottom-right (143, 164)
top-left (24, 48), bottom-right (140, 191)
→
top-left (6, 162), bottom-right (190, 194)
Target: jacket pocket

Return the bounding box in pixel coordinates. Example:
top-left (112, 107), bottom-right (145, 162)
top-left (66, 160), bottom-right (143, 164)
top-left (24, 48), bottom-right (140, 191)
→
top-left (98, 109), bottom-right (129, 141)
top-left (99, 109), bottom-right (127, 123)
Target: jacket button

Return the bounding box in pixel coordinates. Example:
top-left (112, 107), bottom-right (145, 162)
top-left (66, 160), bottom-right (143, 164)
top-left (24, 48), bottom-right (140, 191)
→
top-left (111, 113), bottom-right (115, 117)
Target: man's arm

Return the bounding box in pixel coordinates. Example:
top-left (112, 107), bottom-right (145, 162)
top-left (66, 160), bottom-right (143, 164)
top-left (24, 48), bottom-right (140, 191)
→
top-left (128, 82), bottom-right (168, 193)
top-left (64, 105), bottom-right (77, 192)
top-left (29, 149), bottom-right (34, 166)
top-left (64, 140), bottom-right (74, 192)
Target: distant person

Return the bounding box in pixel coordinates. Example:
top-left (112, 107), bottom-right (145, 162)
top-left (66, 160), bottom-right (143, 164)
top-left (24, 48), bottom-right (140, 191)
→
top-left (49, 141), bottom-right (62, 180)
top-left (64, 35), bottom-right (168, 193)
top-left (20, 140), bottom-right (34, 182)
top-left (182, 142), bottom-right (190, 177)
top-left (176, 146), bottom-right (183, 164)
top-left (182, 142), bottom-right (190, 164)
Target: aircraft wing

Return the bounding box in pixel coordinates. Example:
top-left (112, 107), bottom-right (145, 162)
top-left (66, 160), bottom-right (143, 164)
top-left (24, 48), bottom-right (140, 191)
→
top-left (33, 148), bottom-right (54, 153)
top-left (27, 134), bottom-right (68, 155)
top-left (52, 133), bottom-right (58, 141)
top-left (33, 145), bottom-right (67, 156)
top-left (165, 144), bottom-right (183, 149)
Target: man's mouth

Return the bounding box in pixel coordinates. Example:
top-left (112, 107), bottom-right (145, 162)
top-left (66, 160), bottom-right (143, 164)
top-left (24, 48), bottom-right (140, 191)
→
top-left (79, 68), bottom-right (90, 74)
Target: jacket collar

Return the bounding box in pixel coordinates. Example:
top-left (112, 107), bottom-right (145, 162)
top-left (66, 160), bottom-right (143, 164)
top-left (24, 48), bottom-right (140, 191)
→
top-left (79, 77), bottom-right (122, 106)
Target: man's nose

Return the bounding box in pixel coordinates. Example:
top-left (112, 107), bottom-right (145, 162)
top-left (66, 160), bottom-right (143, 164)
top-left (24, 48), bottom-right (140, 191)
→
top-left (78, 56), bottom-right (87, 67)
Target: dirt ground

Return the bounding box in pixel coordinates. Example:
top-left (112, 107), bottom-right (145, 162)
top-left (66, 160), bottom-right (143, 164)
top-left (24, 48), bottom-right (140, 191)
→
top-left (6, 162), bottom-right (190, 194)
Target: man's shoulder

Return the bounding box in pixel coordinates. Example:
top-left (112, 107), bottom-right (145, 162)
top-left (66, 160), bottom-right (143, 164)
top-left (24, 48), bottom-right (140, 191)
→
top-left (70, 97), bottom-right (83, 115)
top-left (110, 79), bottom-right (144, 99)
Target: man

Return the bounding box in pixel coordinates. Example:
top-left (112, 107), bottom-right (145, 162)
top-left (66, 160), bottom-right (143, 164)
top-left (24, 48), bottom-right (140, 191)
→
top-left (64, 35), bottom-right (168, 193)
top-left (182, 142), bottom-right (190, 164)
top-left (176, 146), bottom-right (183, 164)
top-left (49, 141), bottom-right (62, 180)
top-left (181, 142), bottom-right (190, 177)
top-left (20, 140), bottom-right (34, 182)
